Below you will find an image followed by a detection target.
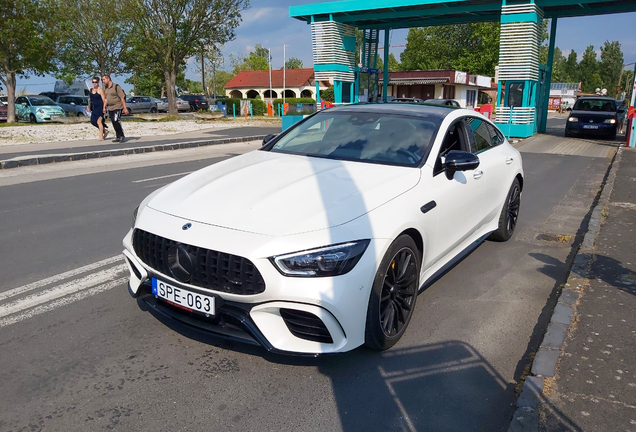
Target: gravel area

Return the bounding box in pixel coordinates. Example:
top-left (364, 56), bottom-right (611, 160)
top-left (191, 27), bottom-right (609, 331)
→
top-left (0, 118), bottom-right (280, 146)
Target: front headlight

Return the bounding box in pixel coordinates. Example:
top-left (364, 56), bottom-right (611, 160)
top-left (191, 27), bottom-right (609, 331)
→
top-left (568, 117), bottom-right (578, 122)
top-left (604, 119), bottom-right (616, 124)
top-left (271, 240), bottom-right (370, 277)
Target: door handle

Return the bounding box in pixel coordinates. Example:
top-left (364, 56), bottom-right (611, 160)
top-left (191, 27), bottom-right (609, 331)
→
top-left (505, 157), bottom-right (514, 165)
top-left (473, 171), bottom-right (484, 180)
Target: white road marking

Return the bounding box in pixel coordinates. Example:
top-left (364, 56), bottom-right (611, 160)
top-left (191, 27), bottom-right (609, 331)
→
top-left (133, 171), bottom-right (192, 183)
top-left (0, 255), bottom-right (124, 302)
top-left (0, 264), bottom-right (127, 319)
top-left (0, 277), bottom-right (128, 328)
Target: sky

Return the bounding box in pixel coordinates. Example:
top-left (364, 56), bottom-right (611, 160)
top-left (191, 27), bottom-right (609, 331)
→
top-left (8, 0), bottom-right (636, 95)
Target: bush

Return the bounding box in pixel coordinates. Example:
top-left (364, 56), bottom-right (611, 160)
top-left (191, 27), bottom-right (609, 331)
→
top-left (319, 87), bottom-right (334, 103)
top-left (272, 98), bottom-right (316, 113)
top-left (224, 98), bottom-right (267, 116)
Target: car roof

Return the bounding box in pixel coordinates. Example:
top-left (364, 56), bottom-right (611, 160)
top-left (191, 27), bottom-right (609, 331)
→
top-left (576, 96), bottom-right (616, 101)
top-left (325, 102), bottom-right (458, 119)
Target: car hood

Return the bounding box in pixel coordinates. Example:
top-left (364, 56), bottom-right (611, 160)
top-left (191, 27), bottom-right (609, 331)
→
top-left (147, 150), bottom-right (421, 236)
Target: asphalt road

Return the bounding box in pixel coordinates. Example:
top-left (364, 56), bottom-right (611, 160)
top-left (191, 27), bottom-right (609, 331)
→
top-left (0, 134), bottom-right (616, 432)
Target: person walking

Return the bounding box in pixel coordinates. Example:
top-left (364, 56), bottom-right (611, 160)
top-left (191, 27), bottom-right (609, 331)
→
top-left (87, 76), bottom-right (109, 140)
top-left (102, 74), bottom-right (129, 143)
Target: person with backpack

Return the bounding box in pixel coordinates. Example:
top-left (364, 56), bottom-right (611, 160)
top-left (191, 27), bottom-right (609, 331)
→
top-left (102, 74), bottom-right (129, 143)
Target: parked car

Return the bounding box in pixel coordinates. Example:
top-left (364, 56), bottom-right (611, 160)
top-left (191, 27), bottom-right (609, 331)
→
top-left (152, 98), bottom-right (168, 112)
top-left (390, 97), bottom-right (425, 103)
top-left (14, 95), bottom-right (65, 123)
top-left (123, 104), bottom-right (524, 355)
top-left (56, 95), bottom-right (90, 117)
top-left (565, 96), bottom-right (618, 139)
top-left (179, 94), bottom-right (209, 111)
top-left (157, 97), bottom-right (189, 112)
top-left (125, 96), bottom-right (158, 114)
top-left (0, 103), bottom-right (7, 122)
top-left (422, 99), bottom-right (461, 108)
top-left (0, 96), bottom-right (8, 105)
top-left (40, 91), bottom-right (70, 101)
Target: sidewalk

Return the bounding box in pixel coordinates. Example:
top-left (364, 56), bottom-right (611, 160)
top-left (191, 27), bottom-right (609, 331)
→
top-left (511, 146), bottom-right (636, 431)
top-left (0, 125), bottom-right (280, 169)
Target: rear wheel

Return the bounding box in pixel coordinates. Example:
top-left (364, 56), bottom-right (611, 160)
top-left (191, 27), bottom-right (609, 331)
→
top-left (365, 235), bottom-right (420, 350)
top-left (489, 178), bottom-right (521, 242)
top-left (150, 107), bottom-right (157, 113)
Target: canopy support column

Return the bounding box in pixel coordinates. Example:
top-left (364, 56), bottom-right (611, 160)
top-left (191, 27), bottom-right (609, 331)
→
top-left (538, 17), bottom-right (557, 134)
top-left (382, 28), bottom-right (390, 102)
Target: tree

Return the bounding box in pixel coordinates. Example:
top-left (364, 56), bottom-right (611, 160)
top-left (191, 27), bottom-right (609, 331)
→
top-left (127, 0), bottom-right (248, 115)
top-left (579, 45), bottom-right (599, 92)
top-left (400, 22), bottom-right (500, 76)
top-left (550, 47), bottom-right (567, 83)
top-left (208, 69), bottom-right (233, 97)
top-left (230, 43), bottom-right (270, 74)
top-left (563, 50), bottom-right (579, 83)
top-left (57, 0), bottom-right (132, 79)
top-left (320, 87), bottom-right (334, 103)
top-left (285, 57), bottom-right (303, 69)
top-left (0, 0), bottom-right (64, 122)
top-left (600, 41), bottom-right (623, 96)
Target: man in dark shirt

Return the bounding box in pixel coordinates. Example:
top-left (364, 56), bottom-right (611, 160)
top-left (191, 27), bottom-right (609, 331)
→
top-left (102, 75), bottom-right (129, 143)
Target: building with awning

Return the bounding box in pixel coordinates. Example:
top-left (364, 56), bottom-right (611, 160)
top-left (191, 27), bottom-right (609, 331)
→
top-left (224, 68), bottom-right (329, 101)
top-left (379, 70), bottom-right (493, 107)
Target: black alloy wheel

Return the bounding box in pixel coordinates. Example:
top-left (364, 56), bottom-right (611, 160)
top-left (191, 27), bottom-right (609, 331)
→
top-left (489, 178), bottom-right (521, 242)
top-left (365, 235), bottom-right (420, 350)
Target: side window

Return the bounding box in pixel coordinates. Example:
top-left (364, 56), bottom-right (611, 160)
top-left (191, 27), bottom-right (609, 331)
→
top-left (434, 121), bottom-right (469, 175)
top-left (16, 97), bottom-right (26, 105)
top-left (142, 97), bottom-right (151, 102)
top-left (464, 116), bottom-right (492, 153)
top-left (487, 123), bottom-right (505, 146)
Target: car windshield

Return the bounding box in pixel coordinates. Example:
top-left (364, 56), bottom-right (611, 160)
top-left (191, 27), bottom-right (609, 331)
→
top-left (268, 111), bottom-right (441, 166)
top-left (28, 97), bottom-right (56, 106)
top-left (573, 99), bottom-right (616, 112)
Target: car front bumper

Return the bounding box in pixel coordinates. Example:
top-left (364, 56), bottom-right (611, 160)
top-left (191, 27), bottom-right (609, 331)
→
top-left (566, 122), bottom-right (616, 136)
top-left (122, 208), bottom-right (389, 355)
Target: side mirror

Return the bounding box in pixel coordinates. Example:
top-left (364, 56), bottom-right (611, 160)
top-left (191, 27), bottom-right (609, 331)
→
top-left (444, 150), bottom-right (480, 179)
top-left (70, 102), bottom-right (76, 105)
top-left (262, 134), bottom-right (277, 146)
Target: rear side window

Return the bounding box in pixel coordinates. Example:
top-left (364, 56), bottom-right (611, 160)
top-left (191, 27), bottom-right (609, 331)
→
top-left (464, 116), bottom-right (503, 153)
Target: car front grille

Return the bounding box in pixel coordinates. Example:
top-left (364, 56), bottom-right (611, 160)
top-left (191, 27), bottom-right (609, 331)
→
top-left (279, 309), bottom-right (333, 344)
top-left (133, 229), bottom-right (266, 295)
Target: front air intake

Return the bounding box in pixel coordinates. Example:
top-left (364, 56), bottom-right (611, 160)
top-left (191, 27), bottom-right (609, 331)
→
top-left (279, 309), bottom-right (333, 344)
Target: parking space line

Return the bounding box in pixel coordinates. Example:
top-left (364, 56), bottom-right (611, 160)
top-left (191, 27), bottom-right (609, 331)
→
top-left (132, 171), bottom-right (192, 183)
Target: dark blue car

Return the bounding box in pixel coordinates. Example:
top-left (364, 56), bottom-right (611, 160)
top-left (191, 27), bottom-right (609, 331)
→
top-left (565, 96), bottom-right (618, 140)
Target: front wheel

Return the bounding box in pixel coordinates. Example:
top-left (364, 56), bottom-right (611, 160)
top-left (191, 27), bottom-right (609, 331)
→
top-left (150, 107), bottom-right (157, 113)
top-left (489, 178), bottom-right (521, 242)
top-left (365, 235), bottom-right (420, 350)
top-left (29, 113), bottom-right (37, 123)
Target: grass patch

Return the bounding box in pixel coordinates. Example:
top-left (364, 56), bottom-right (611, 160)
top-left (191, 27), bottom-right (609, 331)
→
top-left (156, 115), bottom-right (183, 122)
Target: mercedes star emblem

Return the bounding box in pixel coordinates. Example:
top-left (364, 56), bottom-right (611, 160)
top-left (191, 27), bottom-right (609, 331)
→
top-left (167, 245), bottom-right (193, 283)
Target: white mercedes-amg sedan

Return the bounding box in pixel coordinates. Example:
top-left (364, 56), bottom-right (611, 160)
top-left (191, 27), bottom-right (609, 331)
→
top-left (123, 103), bottom-right (524, 355)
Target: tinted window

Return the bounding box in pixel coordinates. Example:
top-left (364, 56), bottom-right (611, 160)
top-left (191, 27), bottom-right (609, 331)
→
top-left (573, 99), bottom-right (616, 112)
top-left (269, 111), bottom-right (441, 166)
top-left (142, 97), bottom-right (151, 102)
top-left (58, 97), bottom-right (68, 104)
top-left (29, 96), bottom-right (56, 106)
top-left (16, 97), bottom-right (27, 104)
top-left (507, 82), bottom-right (524, 107)
top-left (465, 116), bottom-right (502, 153)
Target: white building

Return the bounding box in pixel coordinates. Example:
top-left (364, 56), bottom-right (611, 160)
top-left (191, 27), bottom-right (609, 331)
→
top-left (224, 68), bottom-right (329, 101)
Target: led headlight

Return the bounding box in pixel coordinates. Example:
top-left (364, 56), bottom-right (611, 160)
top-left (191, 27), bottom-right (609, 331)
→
top-left (568, 117), bottom-right (579, 122)
top-left (604, 119), bottom-right (616, 124)
top-left (271, 240), bottom-right (370, 277)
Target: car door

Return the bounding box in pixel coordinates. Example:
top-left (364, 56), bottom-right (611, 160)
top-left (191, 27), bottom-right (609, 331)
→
top-left (15, 97), bottom-right (28, 120)
top-left (463, 116), bottom-right (513, 225)
top-left (427, 119), bottom-right (486, 265)
top-left (141, 97), bottom-right (151, 111)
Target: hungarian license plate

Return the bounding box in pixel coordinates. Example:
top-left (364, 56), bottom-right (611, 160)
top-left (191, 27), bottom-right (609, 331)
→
top-left (583, 125), bottom-right (599, 129)
top-left (152, 278), bottom-right (215, 315)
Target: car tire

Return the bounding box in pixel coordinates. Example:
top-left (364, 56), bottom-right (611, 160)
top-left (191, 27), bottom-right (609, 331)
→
top-left (564, 130), bottom-right (572, 138)
top-left (77, 112), bottom-right (84, 117)
top-left (489, 178), bottom-right (521, 242)
top-left (608, 131), bottom-right (617, 141)
top-left (365, 234), bottom-right (420, 351)
top-left (150, 107), bottom-right (157, 113)
top-left (29, 113), bottom-right (37, 123)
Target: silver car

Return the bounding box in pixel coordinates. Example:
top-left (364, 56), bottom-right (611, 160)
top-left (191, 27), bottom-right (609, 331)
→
top-left (56, 95), bottom-right (90, 117)
top-left (159, 97), bottom-right (189, 112)
top-left (152, 98), bottom-right (168, 112)
top-left (126, 96), bottom-right (158, 114)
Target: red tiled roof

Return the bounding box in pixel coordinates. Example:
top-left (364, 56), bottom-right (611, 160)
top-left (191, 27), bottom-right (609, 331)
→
top-left (224, 68), bottom-right (314, 89)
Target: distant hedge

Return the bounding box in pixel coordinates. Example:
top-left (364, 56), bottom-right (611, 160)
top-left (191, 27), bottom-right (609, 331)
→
top-left (224, 98), bottom-right (266, 116)
top-left (272, 98), bottom-right (316, 112)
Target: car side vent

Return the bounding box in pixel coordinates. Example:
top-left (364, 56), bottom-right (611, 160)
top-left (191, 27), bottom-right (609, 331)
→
top-left (279, 309), bottom-right (333, 344)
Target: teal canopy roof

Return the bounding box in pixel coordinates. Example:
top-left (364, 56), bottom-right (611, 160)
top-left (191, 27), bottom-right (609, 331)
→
top-left (290, 0), bottom-right (636, 29)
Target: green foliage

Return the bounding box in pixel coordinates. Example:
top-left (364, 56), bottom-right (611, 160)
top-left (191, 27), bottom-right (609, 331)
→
top-left (209, 70), bottom-right (233, 96)
top-left (57, 0), bottom-right (131, 78)
top-left (0, 0), bottom-right (64, 122)
top-left (285, 57), bottom-right (303, 69)
top-left (579, 46), bottom-right (599, 92)
top-left (126, 0), bottom-right (249, 115)
top-left (230, 44), bottom-right (270, 74)
top-left (272, 98), bottom-right (316, 112)
top-left (563, 50), bottom-right (579, 83)
top-left (320, 87), bottom-right (334, 103)
top-left (183, 79), bottom-right (204, 94)
top-left (400, 23), bottom-right (500, 76)
top-left (600, 41), bottom-right (624, 95)
top-left (224, 98), bottom-right (266, 116)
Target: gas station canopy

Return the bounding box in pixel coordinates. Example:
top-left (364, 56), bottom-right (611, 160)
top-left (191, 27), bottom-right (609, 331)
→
top-left (290, 0), bottom-right (636, 28)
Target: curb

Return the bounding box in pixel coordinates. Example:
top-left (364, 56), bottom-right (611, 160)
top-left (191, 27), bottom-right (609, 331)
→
top-left (0, 134), bottom-right (269, 170)
top-left (507, 146), bottom-right (624, 432)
